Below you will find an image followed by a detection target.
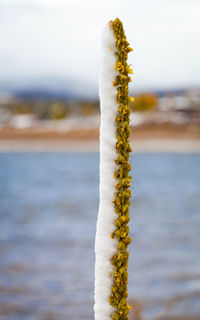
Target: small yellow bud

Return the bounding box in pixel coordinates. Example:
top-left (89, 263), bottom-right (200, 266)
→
top-left (129, 96), bottom-right (135, 102)
top-left (127, 47), bottom-right (133, 53)
top-left (127, 67), bottom-right (133, 74)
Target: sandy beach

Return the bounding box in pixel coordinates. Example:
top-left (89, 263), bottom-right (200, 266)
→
top-left (0, 138), bottom-right (200, 153)
top-left (0, 124), bottom-right (200, 152)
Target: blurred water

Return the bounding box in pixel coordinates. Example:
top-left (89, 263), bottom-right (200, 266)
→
top-left (0, 153), bottom-right (200, 320)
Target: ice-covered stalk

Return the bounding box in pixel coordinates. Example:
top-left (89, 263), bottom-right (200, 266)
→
top-left (95, 18), bottom-right (133, 320)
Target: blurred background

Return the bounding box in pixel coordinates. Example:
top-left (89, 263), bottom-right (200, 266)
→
top-left (0, 0), bottom-right (200, 319)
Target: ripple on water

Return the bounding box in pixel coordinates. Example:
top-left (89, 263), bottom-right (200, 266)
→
top-left (0, 153), bottom-right (200, 320)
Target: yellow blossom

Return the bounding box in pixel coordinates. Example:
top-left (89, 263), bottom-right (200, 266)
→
top-left (109, 17), bottom-right (133, 320)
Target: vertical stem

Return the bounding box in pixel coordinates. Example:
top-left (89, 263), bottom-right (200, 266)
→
top-left (95, 18), bottom-right (133, 320)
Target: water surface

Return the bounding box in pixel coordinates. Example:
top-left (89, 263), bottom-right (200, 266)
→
top-left (0, 153), bottom-right (200, 320)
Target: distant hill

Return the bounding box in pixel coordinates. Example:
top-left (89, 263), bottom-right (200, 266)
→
top-left (0, 77), bottom-right (98, 101)
top-left (0, 77), bottom-right (199, 101)
top-left (13, 88), bottom-right (76, 101)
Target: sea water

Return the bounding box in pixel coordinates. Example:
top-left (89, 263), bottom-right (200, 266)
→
top-left (0, 153), bottom-right (200, 320)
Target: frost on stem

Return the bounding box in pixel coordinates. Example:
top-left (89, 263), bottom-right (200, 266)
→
top-left (95, 18), bottom-right (133, 320)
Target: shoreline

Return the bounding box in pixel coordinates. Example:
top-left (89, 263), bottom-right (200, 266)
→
top-left (0, 138), bottom-right (200, 153)
top-left (0, 124), bottom-right (199, 153)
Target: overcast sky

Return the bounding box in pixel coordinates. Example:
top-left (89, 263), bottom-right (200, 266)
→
top-left (1, 0), bottom-right (200, 95)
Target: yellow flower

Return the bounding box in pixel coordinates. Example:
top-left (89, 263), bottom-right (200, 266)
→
top-left (127, 66), bottom-right (133, 74)
top-left (129, 96), bottom-right (135, 102)
top-left (115, 61), bottom-right (124, 72)
top-left (127, 47), bottom-right (133, 53)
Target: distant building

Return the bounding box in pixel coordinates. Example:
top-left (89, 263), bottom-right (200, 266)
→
top-left (158, 90), bottom-right (200, 112)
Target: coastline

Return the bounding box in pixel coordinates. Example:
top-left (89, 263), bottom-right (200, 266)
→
top-left (0, 138), bottom-right (200, 153)
top-left (0, 125), bottom-right (199, 152)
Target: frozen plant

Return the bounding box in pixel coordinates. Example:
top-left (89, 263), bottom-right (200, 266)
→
top-left (95, 18), bottom-right (134, 320)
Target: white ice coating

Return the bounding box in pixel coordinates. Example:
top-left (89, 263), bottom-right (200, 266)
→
top-left (94, 23), bottom-right (118, 320)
